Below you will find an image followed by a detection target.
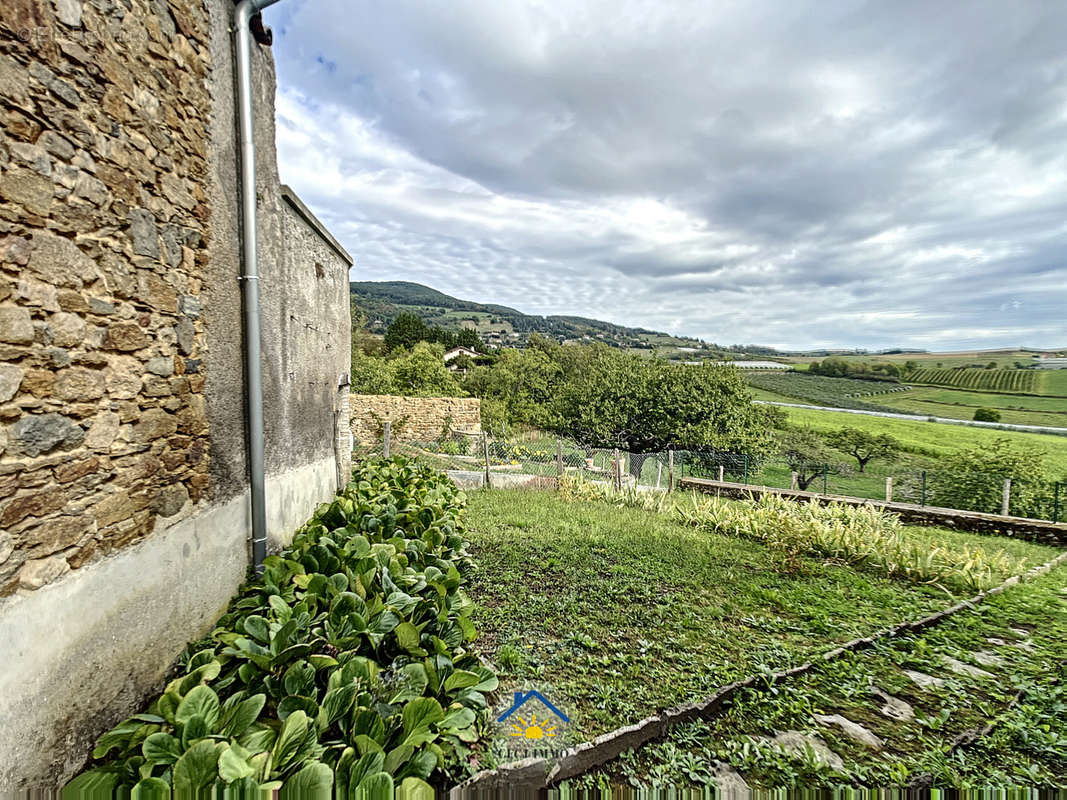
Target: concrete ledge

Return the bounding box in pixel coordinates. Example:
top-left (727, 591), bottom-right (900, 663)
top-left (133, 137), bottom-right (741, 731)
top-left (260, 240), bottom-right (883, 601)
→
top-left (679, 478), bottom-right (1067, 547)
top-left (0, 457), bottom-right (337, 790)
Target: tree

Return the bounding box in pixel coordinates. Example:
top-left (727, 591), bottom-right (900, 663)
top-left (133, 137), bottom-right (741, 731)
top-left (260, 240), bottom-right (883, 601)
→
top-left (775, 428), bottom-right (832, 491)
top-left (973, 408), bottom-right (1001, 422)
top-left (388, 342), bottom-right (464, 397)
top-left (551, 348), bottom-right (774, 480)
top-left (462, 345), bottom-right (562, 433)
top-left (825, 427), bottom-right (900, 473)
top-left (455, 328), bottom-right (483, 351)
top-left (384, 312), bottom-right (430, 352)
top-left (986, 361), bottom-right (997, 369)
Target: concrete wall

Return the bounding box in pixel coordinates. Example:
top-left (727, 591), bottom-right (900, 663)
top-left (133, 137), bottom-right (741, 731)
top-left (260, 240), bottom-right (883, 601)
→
top-left (0, 0), bottom-right (352, 788)
top-left (350, 394), bottom-right (481, 445)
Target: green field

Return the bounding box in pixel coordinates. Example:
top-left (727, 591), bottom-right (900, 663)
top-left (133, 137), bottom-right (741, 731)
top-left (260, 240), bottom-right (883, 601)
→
top-left (746, 369), bottom-right (1067, 428)
top-left (786, 349), bottom-right (1042, 370)
top-left (776, 405), bottom-right (1067, 475)
top-left (877, 386), bottom-right (1067, 428)
top-left (578, 566), bottom-right (1067, 790)
top-left (1038, 369), bottom-right (1067, 395)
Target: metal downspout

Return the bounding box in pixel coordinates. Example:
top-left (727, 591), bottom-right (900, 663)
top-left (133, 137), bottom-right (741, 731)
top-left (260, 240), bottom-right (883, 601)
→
top-left (234, 0), bottom-right (282, 573)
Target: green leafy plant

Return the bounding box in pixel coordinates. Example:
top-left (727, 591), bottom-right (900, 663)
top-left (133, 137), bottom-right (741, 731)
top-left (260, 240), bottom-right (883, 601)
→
top-left (66, 458), bottom-right (497, 797)
top-left (558, 476), bottom-right (1018, 592)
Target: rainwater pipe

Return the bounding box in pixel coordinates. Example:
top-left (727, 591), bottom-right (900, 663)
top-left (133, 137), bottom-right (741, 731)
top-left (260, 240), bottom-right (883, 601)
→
top-left (235, 0), bottom-right (283, 572)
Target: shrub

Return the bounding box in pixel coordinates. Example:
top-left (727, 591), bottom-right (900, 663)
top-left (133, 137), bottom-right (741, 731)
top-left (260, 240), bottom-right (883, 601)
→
top-left (558, 477), bottom-right (1017, 592)
top-left (973, 408), bottom-right (1001, 422)
top-left (66, 458), bottom-right (497, 797)
top-left (928, 438), bottom-right (1052, 518)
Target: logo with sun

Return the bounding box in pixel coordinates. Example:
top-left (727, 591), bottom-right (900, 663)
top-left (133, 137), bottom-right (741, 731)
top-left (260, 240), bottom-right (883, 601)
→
top-left (497, 690), bottom-right (570, 747)
top-left (508, 711), bottom-right (559, 740)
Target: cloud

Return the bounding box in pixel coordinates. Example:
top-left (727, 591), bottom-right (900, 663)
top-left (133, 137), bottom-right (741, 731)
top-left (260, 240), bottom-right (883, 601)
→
top-left (265, 0), bottom-right (1067, 351)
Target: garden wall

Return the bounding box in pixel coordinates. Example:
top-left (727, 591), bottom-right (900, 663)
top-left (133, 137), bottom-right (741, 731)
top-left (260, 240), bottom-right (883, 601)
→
top-left (680, 478), bottom-right (1067, 547)
top-left (0, 0), bottom-right (351, 788)
top-left (350, 394), bottom-right (481, 444)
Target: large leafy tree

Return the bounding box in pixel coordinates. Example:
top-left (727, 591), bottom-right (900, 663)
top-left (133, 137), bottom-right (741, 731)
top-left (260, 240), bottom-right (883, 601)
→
top-left (389, 342), bottom-right (464, 397)
top-left (462, 340), bottom-right (562, 433)
top-left (825, 427), bottom-right (900, 473)
top-left (549, 347), bottom-right (774, 477)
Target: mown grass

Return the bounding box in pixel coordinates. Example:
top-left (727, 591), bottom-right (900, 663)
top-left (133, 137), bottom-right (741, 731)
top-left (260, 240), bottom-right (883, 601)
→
top-left (461, 490), bottom-right (1054, 755)
top-left (576, 564), bottom-right (1067, 790)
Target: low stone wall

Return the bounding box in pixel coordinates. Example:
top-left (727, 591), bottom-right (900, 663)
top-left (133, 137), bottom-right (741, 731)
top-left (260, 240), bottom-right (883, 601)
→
top-left (679, 478), bottom-right (1067, 547)
top-left (350, 395), bottom-right (480, 444)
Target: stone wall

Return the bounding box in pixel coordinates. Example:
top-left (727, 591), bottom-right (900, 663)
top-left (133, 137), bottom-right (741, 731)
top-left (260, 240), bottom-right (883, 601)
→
top-left (350, 394), bottom-right (481, 445)
top-left (0, 0), bottom-right (353, 787)
top-left (0, 0), bottom-right (215, 596)
top-left (680, 478), bottom-right (1067, 547)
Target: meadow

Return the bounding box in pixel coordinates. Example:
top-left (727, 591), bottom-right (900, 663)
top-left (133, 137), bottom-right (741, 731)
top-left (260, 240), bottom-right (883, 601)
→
top-left (776, 405), bottom-right (1067, 475)
top-left (877, 387), bottom-right (1067, 428)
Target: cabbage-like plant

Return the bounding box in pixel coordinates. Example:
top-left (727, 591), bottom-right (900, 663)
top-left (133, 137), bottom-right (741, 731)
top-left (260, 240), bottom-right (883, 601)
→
top-left (66, 458), bottom-right (497, 797)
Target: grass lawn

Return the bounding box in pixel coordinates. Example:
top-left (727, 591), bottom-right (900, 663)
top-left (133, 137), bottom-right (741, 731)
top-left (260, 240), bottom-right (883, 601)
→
top-left (777, 406), bottom-right (1067, 474)
top-left (576, 564), bottom-right (1067, 789)
top-left (461, 490), bottom-right (1056, 763)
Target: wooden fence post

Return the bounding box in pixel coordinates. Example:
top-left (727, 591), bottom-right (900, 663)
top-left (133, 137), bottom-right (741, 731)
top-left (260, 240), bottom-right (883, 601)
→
top-left (1002, 478), bottom-right (1011, 516)
top-left (613, 448), bottom-right (621, 491)
top-left (718, 465), bottom-right (725, 483)
top-left (556, 439), bottom-right (564, 478)
top-left (790, 472), bottom-right (799, 491)
top-left (482, 432), bottom-right (491, 489)
top-left (656, 460), bottom-right (663, 489)
top-left (383, 420), bottom-right (391, 459)
top-left (668, 450), bottom-right (675, 492)
top-left (885, 476), bottom-right (893, 503)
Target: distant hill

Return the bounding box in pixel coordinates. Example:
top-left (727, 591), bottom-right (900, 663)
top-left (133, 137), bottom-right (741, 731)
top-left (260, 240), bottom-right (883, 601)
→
top-left (349, 281), bottom-right (712, 353)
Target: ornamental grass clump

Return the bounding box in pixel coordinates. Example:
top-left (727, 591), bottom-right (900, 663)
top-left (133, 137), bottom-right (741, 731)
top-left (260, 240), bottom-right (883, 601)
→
top-left (558, 476), bottom-right (1016, 592)
top-left (66, 457), bottom-right (497, 799)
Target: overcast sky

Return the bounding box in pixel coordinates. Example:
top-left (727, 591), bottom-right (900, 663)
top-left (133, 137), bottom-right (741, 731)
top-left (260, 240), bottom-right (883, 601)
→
top-left (265, 0), bottom-right (1067, 352)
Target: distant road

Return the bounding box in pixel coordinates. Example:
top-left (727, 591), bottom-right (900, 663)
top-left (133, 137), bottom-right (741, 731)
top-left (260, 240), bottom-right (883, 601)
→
top-left (754, 400), bottom-right (1067, 437)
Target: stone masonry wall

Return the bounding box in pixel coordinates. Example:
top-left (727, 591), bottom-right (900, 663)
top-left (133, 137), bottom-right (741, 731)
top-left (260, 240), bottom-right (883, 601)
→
top-left (350, 394), bottom-right (481, 445)
top-left (0, 0), bottom-right (213, 595)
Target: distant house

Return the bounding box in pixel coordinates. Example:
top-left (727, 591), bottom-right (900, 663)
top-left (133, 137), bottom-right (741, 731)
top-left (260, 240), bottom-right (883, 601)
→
top-left (444, 346), bottom-right (481, 373)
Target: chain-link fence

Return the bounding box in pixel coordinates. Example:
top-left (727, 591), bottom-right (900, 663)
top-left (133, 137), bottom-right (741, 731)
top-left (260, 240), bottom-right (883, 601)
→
top-left (352, 427), bottom-right (676, 492)
top-left (673, 451), bottom-right (1064, 523)
top-left (351, 427), bottom-right (1063, 523)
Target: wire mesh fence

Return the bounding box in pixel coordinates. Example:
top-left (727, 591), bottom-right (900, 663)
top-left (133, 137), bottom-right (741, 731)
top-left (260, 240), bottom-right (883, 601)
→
top-left (351, 427), bottom-right (676, 492)
top-left (351, 427), bottom-right (1063, 523)
top-left (673, 451), bottom-right (1064, 523)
